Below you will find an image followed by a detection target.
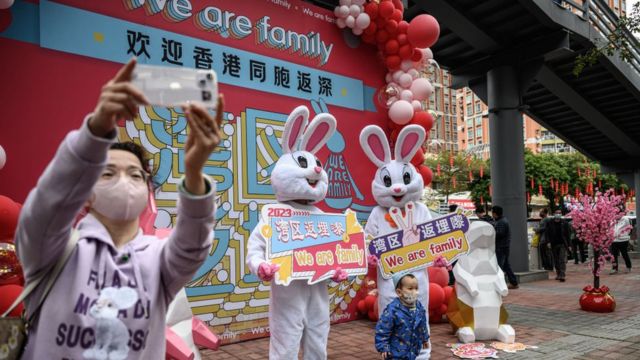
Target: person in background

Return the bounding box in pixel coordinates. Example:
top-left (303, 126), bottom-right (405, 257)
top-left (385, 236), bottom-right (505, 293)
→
top-left (535, 209), bottom-right (554, 270)
top-left (375, 273), bottom-right (430, 360)
top-left (544, 210), bottom-right (571, 282)
top-left (611, 205), bottom-right (632, 274)
top-left (569, 219), bottom-right (586, 264)
top-left (475, 208), bottom-right (494, 223)
top-left (491, 206), bottom-right (519, 289)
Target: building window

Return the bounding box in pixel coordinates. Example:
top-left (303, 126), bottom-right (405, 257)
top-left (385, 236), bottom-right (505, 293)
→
top-left (466, 93), bottom-right (472, 104)
top-left (475, 116), bottom-right (482, 125)
top-left (476, 128), bottom-right (482, 138)
top-left (466, 119), bottom-right (473, 128)
top-left (467, 129), bottom-right (473, 139)
top-left (475, 101), bottom-right (482, 114)
top-left (466, 105), bottom-right (473, 116)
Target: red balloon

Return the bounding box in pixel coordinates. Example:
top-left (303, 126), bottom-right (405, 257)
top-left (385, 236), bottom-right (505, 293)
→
top-left (398, 44), bottom-right (413, 59)
top-left (386, 55), bottom-right (401, 70)
top-left (443, 285), bottom-right (454, 303)
top-left (384, 39), bottom-right (399, 55)
top-left (419, 165), bottom-right (433, 186)
top-left (392, 0), bottom-right (404, 12)
top-left (357, 300), bottom-right (368, 315)
top-left (411, 147), bottom-right (425, 166)
top-left (397, 33), bottom-right (408, 45)
top-left (385, 19), bottom-right (398, 34)
top-left (439, 303), bottom-right (448, 314)
top-left (368, 310), bottom-right (377, 321)
top-left (364, 294), bottom-right (377, 310)
top-left (373, 300), bottom-right (379, 319)
top-left (410, 111), bottom-right (434, 132)
top-left (398, 20), bottom-right (410, 34)
top-left (0, 284), bottom-right (24, 317)
top-left (408, 14), bottom-right (440, 48)
top-left (392, 9), bottom-right (403, 23)
top-left (365, 2), bottom-right (379, 20)
top-left (427, 266), bottom-right (449, 287)
top-left (390, 128), bottom-right (401, 143)
top-left (0, 195), bottom-right (20, 239)
top-left (428, 283), bottom-right (445, 310)
top-left (379, 1), bottom-right (395, 19)
top-left (364, 22), bottom-right (377, 35)
top-left (376, 29), bottom-right (390, 44)
top-left (411, 48), bottom-right (423, 62)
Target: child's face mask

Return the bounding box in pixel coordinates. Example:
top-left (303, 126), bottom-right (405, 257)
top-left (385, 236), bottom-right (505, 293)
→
top-left (400, 289), bottom-right (418, 305)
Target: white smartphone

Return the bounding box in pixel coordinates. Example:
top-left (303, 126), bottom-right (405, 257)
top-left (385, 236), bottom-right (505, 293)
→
top-left (131, 64), bottom-right (218, 108)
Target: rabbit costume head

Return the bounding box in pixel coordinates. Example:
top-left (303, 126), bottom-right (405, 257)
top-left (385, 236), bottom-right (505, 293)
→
top-left (360, 125), bottom-right (425, 209)
top-left (271, 105), bottom-right (337, 204)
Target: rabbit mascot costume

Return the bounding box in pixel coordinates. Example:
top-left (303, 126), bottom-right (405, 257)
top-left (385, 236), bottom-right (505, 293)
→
top-left (360, 124), bottom-right (432, 359)
top-left (246, 106), bottom-right (347, 360)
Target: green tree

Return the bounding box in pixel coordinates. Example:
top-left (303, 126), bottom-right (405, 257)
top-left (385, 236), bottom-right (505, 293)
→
top-left (573, 3), bottom-right (640, 76)
top-left (425, 151), bottom-right (487, 203)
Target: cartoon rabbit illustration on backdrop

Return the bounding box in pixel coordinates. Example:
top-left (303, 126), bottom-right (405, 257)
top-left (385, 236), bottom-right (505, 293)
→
top-left (360, 124), bottom-right (433, 359)
top-left (83, 287), bottom-right (139, 360)
top-left (246, 105), bottom-right (348, 360)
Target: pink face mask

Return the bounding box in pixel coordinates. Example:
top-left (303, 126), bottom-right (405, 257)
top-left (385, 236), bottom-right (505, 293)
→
top-left (91, 175), bottom-right (148, 222)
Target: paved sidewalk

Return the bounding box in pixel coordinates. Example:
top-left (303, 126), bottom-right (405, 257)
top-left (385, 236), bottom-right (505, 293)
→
top-left (203, 259), bottom-right (640, 359)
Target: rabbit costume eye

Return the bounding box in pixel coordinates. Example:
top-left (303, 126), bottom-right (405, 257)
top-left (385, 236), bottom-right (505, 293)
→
top-left (360, 125), bottom-right (426, 208)
top-left (271, 106), bottom-right (337, 204)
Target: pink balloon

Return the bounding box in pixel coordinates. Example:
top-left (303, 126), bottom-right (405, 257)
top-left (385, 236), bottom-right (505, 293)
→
top-left (385, 73), bottom-right (393, 83)
top-left (335, 5), bottom-right (349, 18)
top-left (349, 4), bottom-right (361, 17)
top-left (0, 0), bottom-right (14, 9)
top-left (408, 69), bottom-right (420, 79)
top-left (356, 13), bottom-right (371, 29)
top-left (412, 100), bottom-right (422, 111)
top-left (407, 14), bottom-right (440, 49)
top-left (422, 48), bottom-right (434, 60)
top-left (400, 60), bottom-right (414, 72)
top-left (392, 70), bottom-right (403, 82)
top-left (353, 0), bottom-right (366, 5)
top-left (0, 145), bottom-right (5, 170)
top-left (353, 27), bottom-right (363, 35)
top-left (410, 78), bottom-right (433, 100)
top-left (388, 100), bottom-right (414, 125)
top-left (346, 15), bottom-right (356, 28)
top-left (339, 0), bottom-right (350, 5)
top-left (400, 89), bottom-right (413, 101)
top-left (337, 18), bottom-right (347, 29)
top-left (399, 73), bottom-right (413, 88)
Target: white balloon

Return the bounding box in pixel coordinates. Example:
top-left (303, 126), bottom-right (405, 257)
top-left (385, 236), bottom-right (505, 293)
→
top-left (345, 15), bottom-right (356, 28)
top-left (412, 100), bottom-right (423, 111)
top-left (352, 27), bottom-right (363, 35)
top-left (388, 100), bottom-right (415, 125)
top-left (339, 0), bottom-right (351, 6)
top-left (355, 13), bottom-right (370, 29)
top-left (337, 5), bottom-right (350, 18)
top-left (422, 48), bottom-right (434, 60)
top-left (400, 89), bottom-right (414, 101)
top-left (0, 145), bottom-right (5, 170)
top-left (392, 70), bottom-right (403, 83)
top-left (337, 18), bottom-right (347, 29)
top-left (408, 69), bottom-right (420, 79)
top-left (410, 78), bottom-right (433, 101)
top-left (400, 60), bottom-right (414, 72)
top-left (399, 73), bottom-right (413, 88)
top-left (0, 0), bottom-right (14, 9)
top-left (352, 0), bottom-right (366, 5)
top-left (349, 4), bottom-right (361, 17)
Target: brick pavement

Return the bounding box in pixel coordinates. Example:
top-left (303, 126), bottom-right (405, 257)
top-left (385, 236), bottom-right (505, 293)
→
top-left (203, 258), bottom-right (640, 359)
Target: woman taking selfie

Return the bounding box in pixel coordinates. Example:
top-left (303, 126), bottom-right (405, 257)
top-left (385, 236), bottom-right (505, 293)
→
top-left (13, 58), bottom-right (223, 359)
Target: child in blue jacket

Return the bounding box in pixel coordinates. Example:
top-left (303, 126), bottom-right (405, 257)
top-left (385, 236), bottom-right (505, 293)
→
top-left (375, 272), bottom-right (430, 360)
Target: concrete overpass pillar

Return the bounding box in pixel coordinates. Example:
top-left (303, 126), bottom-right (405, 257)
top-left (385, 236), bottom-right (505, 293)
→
top-left (635, 170), bottom-right (640, 238)
top-left (487, 65), bottom-right (529, 272)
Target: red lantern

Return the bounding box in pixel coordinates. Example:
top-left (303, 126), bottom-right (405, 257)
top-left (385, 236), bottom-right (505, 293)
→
top-left (598, 180), bottom-right (602, 189)
top-left (480, 166), bottom-right (484, 178)
top-left (449, 155), bottom-right (454, 167)
top-left (436, 163), bottom-right (441, 176)
top-left (418, 165), bottom-right (433, 186)
top-left (452, 177), bottom-right (457, 189)
top-left (578, 167), bottom-right (582, 177)
top-left (530, 178), bottom-right (534, 189)
top-left (538, 184), bottom-right (543, 196)
top-left (468, 170), bottom-right (473, 182)
top-left (580, 286), bottom-right (616, 313)
top-left (527, 192), bottom-right (531, 203)
top-left (489, 185), bottom-right (493, 197)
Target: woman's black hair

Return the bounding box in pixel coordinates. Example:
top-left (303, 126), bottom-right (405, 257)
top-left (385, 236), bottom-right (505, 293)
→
top-left (109, 142), bottom-right (158, 188)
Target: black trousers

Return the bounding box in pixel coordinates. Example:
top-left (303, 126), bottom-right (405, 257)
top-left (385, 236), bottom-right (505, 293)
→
top-left (539, 242), bottom-right (554, 270)
top-left (551, 245), bottom-right (567, 279)
top-left (611, 241), bottom-right (632, 270)
top-left (571, 239), bottom-right (587, 264)
top-left (496, 247), bottom-right (518, 286)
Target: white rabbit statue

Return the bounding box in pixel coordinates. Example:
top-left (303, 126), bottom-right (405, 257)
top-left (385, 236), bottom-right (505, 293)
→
top-left (246, 105), bottom-right (346, 360)
top-left (360, 125), bottom-right (432, 359)
top-left (83, 287), bottom-right (138, 360)
top-left (450, 221), bottom-right (516, 344)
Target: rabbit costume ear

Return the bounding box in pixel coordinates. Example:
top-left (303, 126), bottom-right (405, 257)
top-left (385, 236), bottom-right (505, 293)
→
top-left (394, 125), bottom-right (425, 163)
top-left (359, 125), bottom-right (391, 168)
top-left (281, 106), bottom-right (310, 154)
top-left (301, 113), bottom-right (337, 154)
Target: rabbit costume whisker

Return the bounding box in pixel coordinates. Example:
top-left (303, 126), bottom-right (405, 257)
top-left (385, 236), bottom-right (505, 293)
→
top-left (246, 105), bottom-right (337, 360)
top-left (360, 125), bottom-right (433, 359)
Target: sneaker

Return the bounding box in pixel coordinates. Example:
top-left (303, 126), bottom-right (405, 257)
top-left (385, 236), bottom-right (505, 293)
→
top-left (508, 284), bottom-right (519, 289)
top-left (610, 269), bottom-right (618, 275)
top-left (559, 278), bottom-right (566, 282)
